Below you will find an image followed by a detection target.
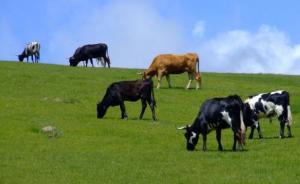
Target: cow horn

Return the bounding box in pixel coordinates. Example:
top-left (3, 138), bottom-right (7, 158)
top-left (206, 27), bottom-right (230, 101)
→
top-left (177, 126), bottom-right (187, 130)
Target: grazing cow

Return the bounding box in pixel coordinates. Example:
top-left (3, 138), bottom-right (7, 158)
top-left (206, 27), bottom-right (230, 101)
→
top-left (18, 41), bottom-right (40, 63)
top-left (243, 90), bottom-right (293, 139)
top-left (69, 43), bottom-right (110, 67)
top-left (178, 95), bottom-right (246, 151)
top-left (97, 79), bottom-right (156, 120)
top-left (142, 53), bottom-right (201, 89)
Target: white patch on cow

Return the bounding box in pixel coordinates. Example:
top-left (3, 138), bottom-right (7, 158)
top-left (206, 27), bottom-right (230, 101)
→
top-left (245, 93), bottom-right (264, 110)
top-left (270, 90), bottom-right (284, 95)
top-left (274, 104), bottom-right (284, 116)
top-left (221, 111), bottom-right (232, 127)
top-left (240, 111), bottom-right (246, 133)
top-left (189, 131), bottom-right (197, 144)
top-left (254, 121), bottom-right (259, 128)
top-left (261, 100), bottom-right (276, 116)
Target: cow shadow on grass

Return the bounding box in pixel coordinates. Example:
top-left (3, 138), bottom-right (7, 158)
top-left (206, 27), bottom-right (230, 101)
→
top-left (100, 116), bottom-right (156, 121)
top-left (158, 86), bottom-right (185, 90)
top-left (158, 86), bottom-right (199, 90)
top-left (194, 149), bottom-right (249, 153)
top-left (251, 135), bottom-right (294, 140)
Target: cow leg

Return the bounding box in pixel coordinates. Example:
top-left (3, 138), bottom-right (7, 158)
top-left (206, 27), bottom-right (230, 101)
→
top-left (139, 99), bottom-right (147, 120)
top-left (279, 120), bottom-right (285, 138)
top-left (37, 52), bottom-right (40, 63)
top-left (119, 101), bottom-right (128, 120)
top-left (216, 128), bottom-right (223, 151)
top-left (232, 132), bottom-right (238, 151)
top-left (257, 122), bottom-right (263, 138)
top-left (147, 98), bottom-right (156, 121)
top-left (287, 124), bottom-right (292, 137)
top-left (157, 72), bottom-right (163, 89)
top-left (85, 60), bottom-right (88, 67)
top-left (248, 125), bottom-right (255, 139)
top-left (166, 74), bottom-right (172, 88)
top-left (31, 55), bottom-right (34, 63)
top-left (26, 57), bottom-right (29, 63)
top-left (202, 133), bottom-right (207, 151)
top-left (90, 58), bottom-right (94, 67)
top-left (186, 73), bottom-right (192, 89)
top-left (195, 75), bottom-right (200, 90)
top-left (104, 57), bottom-right (110, 68)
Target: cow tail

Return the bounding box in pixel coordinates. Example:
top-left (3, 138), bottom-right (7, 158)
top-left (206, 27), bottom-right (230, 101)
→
top-left (106, 46), bottom-right (111, 65)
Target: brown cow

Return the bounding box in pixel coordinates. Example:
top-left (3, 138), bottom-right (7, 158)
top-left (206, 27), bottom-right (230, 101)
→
top-left (142, 53), bottom-right (201, 89)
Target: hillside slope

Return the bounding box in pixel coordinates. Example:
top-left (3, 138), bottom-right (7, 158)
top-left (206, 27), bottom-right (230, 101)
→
top-left (0, 61), bottom-right (300, 183)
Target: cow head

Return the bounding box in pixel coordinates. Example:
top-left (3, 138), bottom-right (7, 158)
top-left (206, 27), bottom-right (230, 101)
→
top-left (97, 102), bottom-right (108, 119)
top-left (69, 57), bottom-right (78, 66)
top-left (18, 54), bottom-right (24, 62)
top-left (178, 125), bottom-right (199, 151)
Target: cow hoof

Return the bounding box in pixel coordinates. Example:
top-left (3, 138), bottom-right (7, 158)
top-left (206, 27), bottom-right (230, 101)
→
top-left (218, 147), bottom-right (223, 151)
top-left (259, 135), bottom-right (263, 139)
top-left (248, 135), bottom-right (253, 139)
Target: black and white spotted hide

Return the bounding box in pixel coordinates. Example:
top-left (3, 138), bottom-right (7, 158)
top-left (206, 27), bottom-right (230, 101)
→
top-left (244, 90), bottom-right (293, 139)
top-left (178, 95), bottom-right (246, 151)
top-left (18, 41), bottom-right (40, 63)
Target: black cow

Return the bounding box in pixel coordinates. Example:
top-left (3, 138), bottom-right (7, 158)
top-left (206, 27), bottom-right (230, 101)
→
top-left (243, 90), bottom-right (293, 139)
top-left (18, 41), bottom-right (40, 63)
top-left (178, 95), bottom-right (246, 151)
top-left (97, 79), bottom-right (156, 120)
top-left (69, 43), bottom-right (110, 67)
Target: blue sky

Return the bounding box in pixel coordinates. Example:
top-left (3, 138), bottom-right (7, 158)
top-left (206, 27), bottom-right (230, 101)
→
top-left (1, 0), bottom-right (300, 74)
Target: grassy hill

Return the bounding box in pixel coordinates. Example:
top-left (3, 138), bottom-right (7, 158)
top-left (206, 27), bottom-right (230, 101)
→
top-left (0, 61), bottom-right (300, 184)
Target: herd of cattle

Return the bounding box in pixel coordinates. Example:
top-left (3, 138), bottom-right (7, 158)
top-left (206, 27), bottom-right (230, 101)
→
top-left (18, 41), bottom-right (293, 151)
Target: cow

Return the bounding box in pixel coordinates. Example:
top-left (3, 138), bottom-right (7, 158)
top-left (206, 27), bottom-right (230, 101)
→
top-left (69, 43), bottom-right (110, 68)
top-left (243, 90), bottom-right (293, 139)
top-left (18, 41), bottom-right (40, 63)
top-left (141, 53), bottom-right (201, 89)
top-left (178, 95), bottom-right (246, 151)
top-left (97, 79), bottom-right (156, 121)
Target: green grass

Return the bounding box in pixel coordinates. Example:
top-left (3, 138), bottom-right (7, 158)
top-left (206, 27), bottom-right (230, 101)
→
top-left (0, 61), bottom-right (300, 184)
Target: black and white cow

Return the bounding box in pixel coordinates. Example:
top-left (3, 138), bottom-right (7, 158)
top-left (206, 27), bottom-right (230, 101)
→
top-left (178, 95), bottom-right (246, 151)
top-left (18, 41), bottom-right (40, 63)
top-left (69, 43), bottom-right (110, 67)
top-left (243, 90), bottom-right (293, 139)
top-left (97, 79), bottom-right (156, 120)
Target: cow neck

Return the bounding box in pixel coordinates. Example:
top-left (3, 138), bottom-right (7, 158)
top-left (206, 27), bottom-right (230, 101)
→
top-left (190, 119), bottom-right (202, 134)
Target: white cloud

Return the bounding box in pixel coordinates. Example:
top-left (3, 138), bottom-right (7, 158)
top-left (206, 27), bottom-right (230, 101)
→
top-left (46, 1), bottom-right (188, 68)
top-left (192, 21), bottom-right (205, 39)
top-left (199, 25), bottom-right (300, 75)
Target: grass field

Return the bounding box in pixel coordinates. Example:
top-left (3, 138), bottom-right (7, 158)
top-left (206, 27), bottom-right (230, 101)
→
top-left (0, 61), bottom-right (300, 184)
